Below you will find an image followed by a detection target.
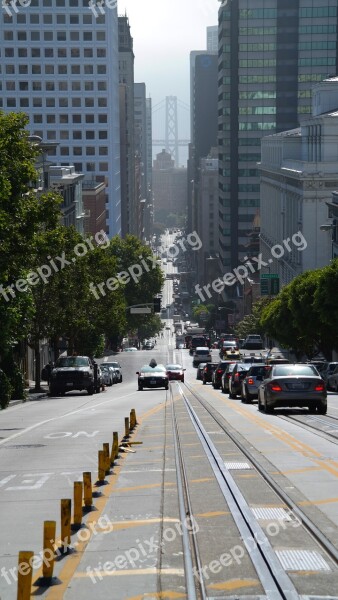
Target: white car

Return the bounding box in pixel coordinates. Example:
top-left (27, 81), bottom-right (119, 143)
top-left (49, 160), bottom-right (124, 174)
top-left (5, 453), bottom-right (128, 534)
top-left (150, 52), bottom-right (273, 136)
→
top-left (100, 365), bottom-right (115, 386)
top-left (104, 362), bottom-right (123, 382)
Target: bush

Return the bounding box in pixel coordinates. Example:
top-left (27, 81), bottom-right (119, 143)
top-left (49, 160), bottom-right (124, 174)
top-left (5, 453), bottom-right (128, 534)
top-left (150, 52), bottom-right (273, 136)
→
top-left (9, 365), bottom-right (27, 401)
top-left (0, 370), bottom-right (13, 410)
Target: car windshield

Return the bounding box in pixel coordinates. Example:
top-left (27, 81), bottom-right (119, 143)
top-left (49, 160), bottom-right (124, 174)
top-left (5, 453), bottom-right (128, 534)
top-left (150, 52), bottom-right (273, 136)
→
top-left (223, 341), bottom-right (237, 346)
top-left (273, 365), bottom-right (318, 377)
top-left (55, 357), bottom-right (89, 367)
top-left (141, 366), bottom-right (166, 373)
top-left (226, 363), bottom-right (237, 373)
top-left (236, 364), bottom-right (248, 372)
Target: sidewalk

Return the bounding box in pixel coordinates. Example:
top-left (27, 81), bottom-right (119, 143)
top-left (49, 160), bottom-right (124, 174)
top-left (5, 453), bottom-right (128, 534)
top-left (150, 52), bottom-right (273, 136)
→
top-left (7, 380), bottom-right (49, 408)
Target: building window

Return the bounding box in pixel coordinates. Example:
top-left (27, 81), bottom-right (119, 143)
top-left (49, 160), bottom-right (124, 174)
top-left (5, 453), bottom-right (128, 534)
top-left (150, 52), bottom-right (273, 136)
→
top-left (85, 82), bottom-right (94, 91)
top-left (18, 48), bottom-right (27, 57)
top-left (72, 115), bottom-right (81, 123)
top-left (60, 147), bottom-right (69, 155)
top-left (34, 115), bottom-right (43, 124)
top-left (60, 115), bottom-right (69, 123)
top-left (73, 131), bottom-right (82, 139)
top-left (44, 32), bottom-right (53, 41)
top-left (46, 98), bottom-right (55, 107)
top-left (97, 65), bottom-right (106, 74)
top-left (47, 131), bottom-right (56, 139)
top-left (46, 115), bottom-right (56, 123)
top-left (45, 48), bottom-right (54, 57)
top-left (74, 147), bottom-right (82, 155)
top-left (70, 31), bottom-right (79, 40)
top-left (70, 15), bottom-right (79, 24)
top-left (43, 14), bottom-right (52, 23)
top-left (86, 131), bottom-right (95, 139)
top-left (6, 81), bottom-right (15, 90)
top-left (17, 31), bottom-right (27, 40)
top-left (58, 66), bottom-right (67, 75)
top-left (31, 31), bottom-right (40, 41)
top-left (59, 98), bottom-right (68, 107)
top-left (4, 31), bottom-right (13, 40)
top-left (6, 65), bottom-right (15, 74)
top-left (85, 98), bottom-right (94, 107)
top-left (97, 48), bottom-right (106, 57)
top-left (57, 31), bottom-right (66, 41)
top-left (20, 98), bottom-right (29, 107)
top-left (31, 48), bottom-right (40, 57)
top-left (71, 65), bottom-right (80, 74)
top-left (33, 98), bottom-right (42, 107)
top-left (86, 163), bottom-right (96, 171)
top-left (99, 163), bottom-right (108, 171)
top-left (97, 32), bottom-right (106, 41)
top-left (71, 48), bottom-right (80, 58)
top-left (5, 48), bottom-right (14, 57)
top-left (32, 65), bottom-right (41, 74)
top-left (17, 14), bottom-right (26, 23)
top-left (98, 98), bottom-right (107, 107)
top-left (7, 99), bottom-right (16, 107)
top-left (74, 163), bottom-right (82, 171)
top-left (45, 82), bottom-right (55, 91)
top-left (84, 65), bottom-right (93, 74)
top-left (98, 131), bottom-right (107, 139)
top-left (98, 115), bottom-right (107, 123)
top-left (83, 32), bottom-right (92, 41)
top-left (56, 14), bottom-right (66, 24)
top-left (30, 14), bottom-right (39, 23)
top-left (86, 147), bottom-right (95, 155)
top-left (85, 115), bottom-right (95, 123)
top-left (72, 82), bottom-right (81, 91)
top-left (97, 82), bottom-right (107, 91)
top-left (60, 131), bottom-right (69, 140)
top-left (72, 98), bottom-right (81, 107)
top-left (84, 49), bottom-right (93, 58)
top-left (59, 81), bottom-right (68, 91)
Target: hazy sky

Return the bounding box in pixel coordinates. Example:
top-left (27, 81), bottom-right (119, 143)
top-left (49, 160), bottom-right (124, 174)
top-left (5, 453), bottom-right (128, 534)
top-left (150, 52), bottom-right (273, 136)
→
top-left (118, 0), bottom-right (220, 144)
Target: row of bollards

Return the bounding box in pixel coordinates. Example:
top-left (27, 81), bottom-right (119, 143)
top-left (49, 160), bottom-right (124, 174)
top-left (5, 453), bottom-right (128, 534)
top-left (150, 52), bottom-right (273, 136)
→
top-left (17, 409), bottom-right (138, 600)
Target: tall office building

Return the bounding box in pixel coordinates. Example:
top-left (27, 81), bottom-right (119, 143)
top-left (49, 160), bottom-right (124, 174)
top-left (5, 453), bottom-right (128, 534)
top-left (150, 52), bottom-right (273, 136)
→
top-left (218, 0), bottom-right (338, 272)
top-left (207, 26), bottom-right (218, 52)
top-left (0, 1), bottom-right (121, 236)
top-left (118, 15), bottom-right (136, 237)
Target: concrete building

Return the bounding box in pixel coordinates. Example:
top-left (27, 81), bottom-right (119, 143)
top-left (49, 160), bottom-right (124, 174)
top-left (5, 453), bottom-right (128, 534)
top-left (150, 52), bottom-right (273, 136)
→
top-left (82, 180), bottom-right (107, 237)
top-left (197, 152), bottom-right (220, 286)
top-left (0, 2), bottom-right (121, 236)
top-left (152, 150), bottom-right (187, 226)
top-left (134, 83), bottom-right (148, 204)
top-left (118, 15), bottom-right (136, 237)
top-left (49, 166), bottom-right (85, 235)
top-left (218, 0), bottom-right (338, 273)
top-left (207, 26), bottom-right (218, 52)
top-left (260, 78), bottom-right (338, 287)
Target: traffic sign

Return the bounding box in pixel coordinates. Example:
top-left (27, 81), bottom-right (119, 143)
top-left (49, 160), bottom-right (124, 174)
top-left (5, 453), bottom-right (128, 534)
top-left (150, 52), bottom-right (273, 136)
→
top-left (130, 307), bottom-right (151, 314)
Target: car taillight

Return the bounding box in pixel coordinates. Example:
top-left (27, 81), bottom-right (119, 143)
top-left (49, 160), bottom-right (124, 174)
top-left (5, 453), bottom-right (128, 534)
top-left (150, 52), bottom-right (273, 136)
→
top-left (227, 373), bottom-right (231, 378)
top-left (270, 383), bottom-right (282, 392)
top-left (247, 378), bottom-right (254, 385)
top-left (234, 373), bottom-right (239, 380)
top-left (315, 384), bottom-right (325, 391)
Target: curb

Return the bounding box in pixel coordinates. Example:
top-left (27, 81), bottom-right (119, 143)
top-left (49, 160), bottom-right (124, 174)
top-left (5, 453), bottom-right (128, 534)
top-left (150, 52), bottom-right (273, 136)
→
top-left (7, 392), bottom-right (49, 409)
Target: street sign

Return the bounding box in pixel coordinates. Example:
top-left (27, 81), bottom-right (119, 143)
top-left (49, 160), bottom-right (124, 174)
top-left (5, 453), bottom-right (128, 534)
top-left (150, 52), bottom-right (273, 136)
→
top-left (260, 274), bottom-right (279, 296)
top-left (130, 307), bottom-right (151, 314)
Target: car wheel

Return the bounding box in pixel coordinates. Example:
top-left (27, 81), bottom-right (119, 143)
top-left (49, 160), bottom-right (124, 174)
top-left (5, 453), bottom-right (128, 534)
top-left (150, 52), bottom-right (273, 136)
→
top-left (317, 404), bottom-right (327, 415)
top-left (182, 377), bottom-right (184, 383)
top-left (120, 375), bottom-right (123, 383)
top-left (308, 405), bottom-right (316, 414)
top-left (203, 379), bottom-right (206, 385)
top-left (264, 401), bottom-right (273, 413)
top-left (87, 385), bottom-right (94, 396)
top-left (49, 385), bottom-right (57, 396)
top-left (229, 391), bottom-right (236, 399)
top-left (258, 396), bottom-right (263, 411)
top-left (138, 385), bottom-right (143, 391)
top-left (165, 384), bottom-right (169, 390)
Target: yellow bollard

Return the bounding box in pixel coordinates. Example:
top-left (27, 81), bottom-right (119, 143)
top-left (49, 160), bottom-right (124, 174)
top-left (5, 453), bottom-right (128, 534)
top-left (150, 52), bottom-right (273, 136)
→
top-left (111, 431), bottom-right (119, 463)
top-left (130, 409), bottom-right (135, 430)
top-left (103, 442), bottom-right (110, 474)
top-left (73, 482), bottom-right (83, 528)
top-left (131, 408), bottom-right (137, 427)
top-left (42, 521), bottom-right (56, 579)
top-left (61, 499), bottom-right (71, 551)
top-left (17, 551), bottom-right (34, 600)
top-left (124, 416), bottom-right (130, 438)
top-left (98, 450), bottom-right (105, 483)
top-left (83, 472), bottom-right (92, 508)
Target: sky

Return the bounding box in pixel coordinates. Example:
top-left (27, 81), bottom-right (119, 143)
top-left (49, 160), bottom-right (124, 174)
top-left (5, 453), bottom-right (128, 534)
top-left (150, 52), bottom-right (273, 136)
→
top-left (118, 0), bottom-right (220, 152)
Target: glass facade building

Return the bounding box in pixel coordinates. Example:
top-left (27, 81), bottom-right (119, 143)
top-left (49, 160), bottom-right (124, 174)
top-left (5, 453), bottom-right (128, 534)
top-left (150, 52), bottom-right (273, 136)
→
top-left (218, 0), bottom-right (338, 270)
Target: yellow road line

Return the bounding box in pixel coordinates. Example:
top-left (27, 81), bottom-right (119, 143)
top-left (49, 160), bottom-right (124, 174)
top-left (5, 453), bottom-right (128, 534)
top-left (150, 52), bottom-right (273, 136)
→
top-left (74, 567), bottom-right (184, 578)
top-left (208, 579), bottom-right (260, 591)
top-left (195, 511), bottom-right (229, 518)
top-left (126, 591), bottom-right (186, 600)
top-left (298, 496), bottom-right (338, 506)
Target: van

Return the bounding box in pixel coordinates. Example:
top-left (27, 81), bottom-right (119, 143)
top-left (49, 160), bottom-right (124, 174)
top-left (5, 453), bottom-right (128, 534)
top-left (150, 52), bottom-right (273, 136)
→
top-left (193, 347), bottom-right (212, 367)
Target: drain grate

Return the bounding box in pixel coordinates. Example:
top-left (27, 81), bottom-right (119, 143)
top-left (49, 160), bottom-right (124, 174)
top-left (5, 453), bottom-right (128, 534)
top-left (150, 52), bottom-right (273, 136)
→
top-left (276, 549), bottom-right (331, 571)
top-left (224, 461), bottom-right (252, 470)
top-left (251, 507), bottom-right (292, 521)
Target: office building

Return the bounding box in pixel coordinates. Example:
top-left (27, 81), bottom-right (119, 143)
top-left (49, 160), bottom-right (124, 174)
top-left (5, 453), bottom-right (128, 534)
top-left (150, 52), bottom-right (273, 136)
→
top-left (0, 1), bottom-right (121, 236)
top-left (118, 15), bottom-right (136, 237)
top-left (207, 26), bottom-right (218, 52)
top-left (153, 150), bottom-right (187, 226)
top-left (260, 77), bottom-right (338, 286)
top-left (218, 0), bottom-right (338, 273)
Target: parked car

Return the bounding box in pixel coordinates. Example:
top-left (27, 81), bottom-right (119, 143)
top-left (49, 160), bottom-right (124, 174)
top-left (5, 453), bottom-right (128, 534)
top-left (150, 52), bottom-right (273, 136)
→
top-left (165, 364), bottom-right (185, 382)
top-left (241, 364), bottom-right (268, 403)
top-left (202, 362), bottom-right (218, 385)
top-left (50, 355), bottom-right (95, 396)
top-left (103, 361), bottom-right (123, 383)
top-left (193, 347), bottom-right (212, 367)
top-left (243, 335), bottom-right (264, 350)
top-left (212, 361), bottom-right (233, 390)
top-left (100, 365), bottom-right (115, 386)
top-left (257, 363), bottom-right (327, 414)
top-left (221, 362), bottom-right (238, 393)
top-left (228, 363), bottom-right (250, 399)
top-left (136, 364), bottom-right (169, 391)
top-left (327, 364), bottom-right (338, 392)
top-left (125, 347), bottom-right (138, 352)
top-left (196, 363), bottom-right (207, 380)
top-left (323, 362), bottom-right (338, 388)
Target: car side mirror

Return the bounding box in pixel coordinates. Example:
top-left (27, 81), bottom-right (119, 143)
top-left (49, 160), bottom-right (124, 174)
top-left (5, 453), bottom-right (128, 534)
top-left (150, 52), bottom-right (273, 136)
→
top-left (136, 371), bottom-right (140, 375)
top-left (183, 369), bottom-right (186, 371)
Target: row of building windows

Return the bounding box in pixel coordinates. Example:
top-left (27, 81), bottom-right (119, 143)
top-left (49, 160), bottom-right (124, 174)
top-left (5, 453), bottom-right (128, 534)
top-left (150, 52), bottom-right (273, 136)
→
top-left (24, 113), bottom-right (108, 124)
top-left (298, 73), bottom-right (328, 82)
top-left (238, 138), bottom-right (261, 146)
top-left (299, 24), bottom-right (336, 34)
top-left (3, 30), bottom-right (106, 41)
top-left (3, 81), bottom-right (107, 91)
top-left (239, 59), bottom-right (276, 67)
top-left (239, 91), bottom-right (276, 99)
top-left (3, 64), bottom-right (106, 75)
top-left (239, 27), bottom-right (276, 35)
top-left (3, 11), bottom-right (98, 24)
top-left (239, 75), bottom-right (276, 83)
top-left (239, 43), bottom-right (276, 51)
top-left (55, 147), bottom-right (109, 155)
top-left (239, 122), bottom-right (276, 131)
top-left (299, 6), bottom-right (337, 17)
top-left (299, 41), bottom-right (336, 50)
top-left (239, 9), bottom-right (277, 18)
top-left (299, 57), bottom-right (336, 66)
top-left (3, 47), bottom-right (107, 58)
top-left (239, 106), bottom-right (276, 115)
top-left (2, 98), bottom-right (108, 108)
top-left (44, 131), bottom-right (108, 140)
top-left (238, 153), bottom-right (261, 161)
top-left (6, 0), bottom-right (98, 6)
top-left (238, 169), bottom-right (259, 177)
top-left (238, 184), bottom-right (260, 192)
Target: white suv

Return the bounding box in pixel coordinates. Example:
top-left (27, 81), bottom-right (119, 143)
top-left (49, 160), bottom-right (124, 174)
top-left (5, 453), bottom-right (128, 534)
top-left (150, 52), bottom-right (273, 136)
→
top-left (193, 347), bottom-right (212, 367)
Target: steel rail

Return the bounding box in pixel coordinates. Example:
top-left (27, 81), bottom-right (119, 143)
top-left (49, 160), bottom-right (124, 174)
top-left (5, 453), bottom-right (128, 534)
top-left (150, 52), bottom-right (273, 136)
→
top-left (277, 413), bottom-right (338, 445)
top-left (184, 381), bottom-right (338, 566)
top-left (178, 384), bottom-right (299, 600)
top-left (169, 387), bottom-right (204, 600)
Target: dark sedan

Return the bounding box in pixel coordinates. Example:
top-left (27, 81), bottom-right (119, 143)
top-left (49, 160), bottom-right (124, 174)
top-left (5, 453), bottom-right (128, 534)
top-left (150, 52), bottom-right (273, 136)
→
top-left (136, 365), bottom-right (169, 391)
top-left (258, 364), bottom-right (327, 414)
top-left (228, 363), bottom-right (250, 399)
top-left (202, 362), bottom-right (218, 385)
top-left (213, 361), bottom-right (234, 390)
top-left (165, 364), bottom-right (186, 382)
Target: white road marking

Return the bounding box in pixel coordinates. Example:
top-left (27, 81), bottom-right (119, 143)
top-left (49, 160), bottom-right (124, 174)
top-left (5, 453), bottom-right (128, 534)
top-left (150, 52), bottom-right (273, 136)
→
top-left (0, 391), bottom-right (139, 447)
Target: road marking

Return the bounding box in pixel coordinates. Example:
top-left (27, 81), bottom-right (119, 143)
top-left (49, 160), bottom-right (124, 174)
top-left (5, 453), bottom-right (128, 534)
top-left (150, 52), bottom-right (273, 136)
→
top-left (74, 567), bottom-right (184, 578)
top-left (208, 579), bottom-right (260, 591)
top-left (0, 391), bottom-right (140, 447)
top-left (115, 482), bottom-right (176, 493)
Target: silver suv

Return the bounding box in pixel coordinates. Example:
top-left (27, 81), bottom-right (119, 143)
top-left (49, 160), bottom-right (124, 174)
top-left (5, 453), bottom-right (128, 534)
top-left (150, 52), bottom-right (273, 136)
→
top-left (241, 363), bottom-right (268, 403)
